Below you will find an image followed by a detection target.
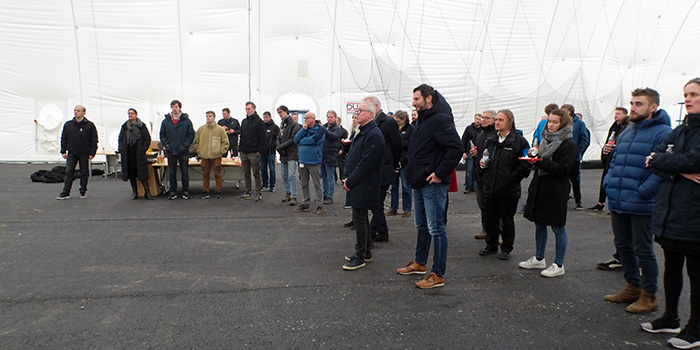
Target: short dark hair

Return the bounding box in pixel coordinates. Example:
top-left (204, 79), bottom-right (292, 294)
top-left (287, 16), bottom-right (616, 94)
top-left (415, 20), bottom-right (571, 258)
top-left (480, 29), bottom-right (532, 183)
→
top-left (631, 88), bottom-right (660, 106)
top-left (615, 107), bottom-right (628, 115)
top-left (128, 108), bottom-right (138, 115)
top-left (413, 84), bottom-right (436, 101)
top-left (263, 111), bottom-right (271, 117)
top-left (561, 104), bottom-right (575, 117)
top-left (206, 110), bottom-right (215, 117)
top-left (277, 105), bottom-right (289, 114)
top-left (544, 103), bottom-right (559, 115)
top-left (222, 107), bottom-right (230, 114)
top-left (170, 100), bottom-right (182, 108)
top-left (685, 78), bottom-right (700, 88)
top-left (245, 101), bottom-right (256, 109)
top-left (549, 108), bottom-right (572, 128)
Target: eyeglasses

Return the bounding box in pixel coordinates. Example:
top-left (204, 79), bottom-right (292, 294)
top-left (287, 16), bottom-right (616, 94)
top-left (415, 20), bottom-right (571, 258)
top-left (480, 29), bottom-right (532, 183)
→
top-left (356, 109), bottom-right (370, 114)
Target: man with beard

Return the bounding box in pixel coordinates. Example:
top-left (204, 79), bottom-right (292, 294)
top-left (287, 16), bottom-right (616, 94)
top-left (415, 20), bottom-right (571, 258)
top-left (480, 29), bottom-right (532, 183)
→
top-left (461, 113), bottom-right (482, 194)
top-left (602, 88), bottom-right (671, 314)
top-left (238, 101), bottom-right (266, 202)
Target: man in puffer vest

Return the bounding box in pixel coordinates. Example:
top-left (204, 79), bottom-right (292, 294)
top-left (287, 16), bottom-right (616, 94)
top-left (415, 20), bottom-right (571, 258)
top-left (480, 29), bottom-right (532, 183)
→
top-left (603, 87), bottom-right (672, 313)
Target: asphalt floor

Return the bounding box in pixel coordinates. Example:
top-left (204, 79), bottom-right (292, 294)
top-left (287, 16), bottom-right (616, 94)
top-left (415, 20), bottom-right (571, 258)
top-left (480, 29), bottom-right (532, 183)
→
top-left (0, 163), bottom-right (687, 349)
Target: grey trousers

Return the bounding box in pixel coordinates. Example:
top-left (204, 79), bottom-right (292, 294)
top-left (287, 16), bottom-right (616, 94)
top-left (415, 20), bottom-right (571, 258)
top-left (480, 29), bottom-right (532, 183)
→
top-left (299, 164), bottom-right (322, 207)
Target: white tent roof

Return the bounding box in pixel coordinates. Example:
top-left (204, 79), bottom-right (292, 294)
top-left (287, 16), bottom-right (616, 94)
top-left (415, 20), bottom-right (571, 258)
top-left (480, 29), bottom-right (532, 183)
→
top-left (1, 0), bottom-right (698, 161)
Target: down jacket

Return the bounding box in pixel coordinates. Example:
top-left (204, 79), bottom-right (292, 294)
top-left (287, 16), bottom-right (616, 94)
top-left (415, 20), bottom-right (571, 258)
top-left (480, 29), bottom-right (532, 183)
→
top-left (322, 122), bottom-right (345, 166)
top-left (649, 114), bottom-right (700, 243)
top-left (603, 109), bottom-right (672, 215)
top-left (294, 122), bottom-right (325, 165)
top-left (160, 113), bottom-right (195, 157)
top-left (277, 115), bottom-right (302, 161)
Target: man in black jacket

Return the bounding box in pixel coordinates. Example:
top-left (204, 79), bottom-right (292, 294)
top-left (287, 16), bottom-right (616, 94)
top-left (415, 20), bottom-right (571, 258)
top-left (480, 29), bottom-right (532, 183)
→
top-left (470, 110), bottom-right (497, 239)
top-left (461, 113), bottom-right (482, 194)
top-left (160, 100), bottom-right (195, 200)
top-left (342, 101), bottom-right (385, 271)
top-left (396, 84), bottom-right (462, 289)
top-left (260, 111), bottom-right (280, 192)
top-left (218, 107), bottom-right (241, 157)
top-left (322, 110), bottom-right (345, 204)
top-left (276, 105), bottom-right (303, 206)
top-left (364, 96), bottom-right (402, 242)
top-left (238, 101), bottom-right (266, 202)
top-left (56, 105), bottom-right (98, 199)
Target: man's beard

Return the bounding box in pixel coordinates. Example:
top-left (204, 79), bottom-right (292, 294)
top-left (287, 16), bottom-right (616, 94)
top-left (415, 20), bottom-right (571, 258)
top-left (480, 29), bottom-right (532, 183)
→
top-left (630, 113), bottom-right (649, 123)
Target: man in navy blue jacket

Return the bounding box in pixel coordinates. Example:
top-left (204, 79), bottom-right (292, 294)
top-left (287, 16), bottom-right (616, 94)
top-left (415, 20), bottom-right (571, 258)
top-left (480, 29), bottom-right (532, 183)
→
top-left (396, 84), bottom-right (462, 289)
top-left (342, 101), bottom-right (385, 271)
top-left (602, 88), bottom-right (671, 314)
top-left (160, 100), bottom-right (195, 200)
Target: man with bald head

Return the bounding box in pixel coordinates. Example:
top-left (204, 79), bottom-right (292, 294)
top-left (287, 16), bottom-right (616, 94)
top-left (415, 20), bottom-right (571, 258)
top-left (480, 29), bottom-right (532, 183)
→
top-left (57, 105), bottom-right (98, 199)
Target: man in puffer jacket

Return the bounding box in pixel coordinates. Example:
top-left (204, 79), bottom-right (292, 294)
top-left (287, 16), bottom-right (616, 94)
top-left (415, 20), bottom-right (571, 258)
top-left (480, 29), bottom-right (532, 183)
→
top-left (602, 87), bottom-right (672, 314)
top-left (294, 112), bottom-right (326, 214)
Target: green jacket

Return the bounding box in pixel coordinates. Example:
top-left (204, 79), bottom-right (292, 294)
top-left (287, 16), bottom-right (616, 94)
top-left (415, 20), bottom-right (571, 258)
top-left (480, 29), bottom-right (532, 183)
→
top-left (192, 123), bottom-right (230, 159)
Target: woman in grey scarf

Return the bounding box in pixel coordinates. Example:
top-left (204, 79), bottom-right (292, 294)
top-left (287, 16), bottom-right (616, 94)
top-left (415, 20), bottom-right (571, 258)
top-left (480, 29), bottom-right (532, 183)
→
top-left (118, 108), bottom-right (153, 199)
top-left (518, 108), bottom-right (578, 277)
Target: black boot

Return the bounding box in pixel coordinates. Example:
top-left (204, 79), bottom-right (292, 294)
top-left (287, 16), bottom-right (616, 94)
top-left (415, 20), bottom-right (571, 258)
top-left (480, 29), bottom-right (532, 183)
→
top-left (142, 180), bottom-right (154, 200)
top-left (129, 178), bottom-right (138, 199)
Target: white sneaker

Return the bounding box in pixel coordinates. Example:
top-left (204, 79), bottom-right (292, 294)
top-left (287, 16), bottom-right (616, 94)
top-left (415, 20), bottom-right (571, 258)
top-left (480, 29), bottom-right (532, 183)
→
top-left (541, 263), bottom-right (565, 278)
top-left (519, 256), bottom-right (546, 269)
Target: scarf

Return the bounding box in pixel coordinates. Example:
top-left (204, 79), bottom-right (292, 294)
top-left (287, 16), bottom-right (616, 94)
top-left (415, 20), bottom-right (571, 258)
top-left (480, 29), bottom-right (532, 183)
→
top-left (126, 118), bottom-right (143, 146)
top-left (537, 123), bottom-right (572, 176)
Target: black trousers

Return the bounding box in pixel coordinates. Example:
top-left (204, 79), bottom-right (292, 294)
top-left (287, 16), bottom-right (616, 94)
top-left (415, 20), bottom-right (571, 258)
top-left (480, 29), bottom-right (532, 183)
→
top-left (483, 197), bottom-right (519, 253)
top-left (597, 162), bottom-right (610, 204)
top-left (370, 184), bottom-right (390, 235)
top-left (569, 160), bottom-right (582, 204)
top-left (662, 248), bottom-right (700, 332)
top-left (62, 153), bottom-right (89, 195)
top-left (353, 208), bottom-right (371, 260)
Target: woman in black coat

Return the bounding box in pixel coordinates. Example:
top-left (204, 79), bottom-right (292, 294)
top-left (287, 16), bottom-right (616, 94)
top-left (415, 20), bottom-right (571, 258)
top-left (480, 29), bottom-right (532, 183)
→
top-left (642, 78), bottom-right (700, 347)
top-left (118, 108), bottom-right (153, 199)
top-left (519, 108), bottom-right (577, 278)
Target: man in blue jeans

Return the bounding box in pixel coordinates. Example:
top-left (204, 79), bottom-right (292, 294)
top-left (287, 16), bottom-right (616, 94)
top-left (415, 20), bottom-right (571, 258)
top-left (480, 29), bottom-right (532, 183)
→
top-left (260, 111), bottom-right (279, 192)
top-left (397, 84), bottom-right (462, 289)
top-left (160, 100), bottom-right (195, 200)
top-left (603, 87), bottom-right (671, 313)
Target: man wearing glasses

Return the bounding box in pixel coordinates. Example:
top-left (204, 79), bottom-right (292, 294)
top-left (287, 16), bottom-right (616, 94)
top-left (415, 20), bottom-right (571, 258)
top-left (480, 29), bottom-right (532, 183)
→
top-left (342, 102), bottom-right (385, 270)
top-left (470, 109), bottom-right (497, 240)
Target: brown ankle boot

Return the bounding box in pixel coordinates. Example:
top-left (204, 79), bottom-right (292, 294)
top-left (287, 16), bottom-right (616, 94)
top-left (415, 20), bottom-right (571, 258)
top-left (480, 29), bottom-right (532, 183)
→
top-left (604, 283), bottom-right (642, 303)
top-left (626, 289), bottom-right (658, 313)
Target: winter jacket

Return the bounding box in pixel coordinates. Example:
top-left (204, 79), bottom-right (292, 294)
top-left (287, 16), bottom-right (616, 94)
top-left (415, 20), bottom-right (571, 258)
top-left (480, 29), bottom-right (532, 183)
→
top-left (532, 118), bottom-right (548, 145)
top-left (406, 91), bottom-right (462, 189)
top-left (524, 138), bottom-right (577, 227)
top-left (239, 112), bottom-right (266, 154)
top-left (160, 113), bottom-right (195, 157)
top-left (650, 114), bottom-right (700, 243)
top-left (603, 109), bottom-right (672, 215)
top-left (322, 122), bottom-right (344, 166)
top-left (118, 120), bottom-right (151, 181)
top-left (217, 117), bottom-right (240, 153)
top-left (376, 111), bottom-right (403, 186)
top-left (294, 122), bottom-right (325, 165)
top-left (192, 123), bottom-right (229, 159)
top-left (480, 131), bottom-right (531, 199)
top-left (60, 117), bottom-right (98, 156)
top-left (398, 123), bottom-right (414, 167)
top-left (472, 124), bottom-right (496, 181)
top-left (344, 120), bottom-right (385, 209)
top-left (572, 115), bottom-right (590, 161)
top-left (461, 123), bottom-right (481, 152)
top-left (277, 115), bottom-right (302, 162)
top-left (262, 120), bottom-right (280, 156)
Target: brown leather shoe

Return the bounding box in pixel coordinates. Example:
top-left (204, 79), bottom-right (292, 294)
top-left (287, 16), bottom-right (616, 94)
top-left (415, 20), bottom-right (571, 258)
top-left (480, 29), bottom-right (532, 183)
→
top-left (626, 289), bottom-right (658, 313)
top-left (604, 283), bottom-right (642, 303)
top-left (397, 261), bottom-right (427, 275)
top-left (474, 231), bottom-right (487, 239)
top-left (401, 211), bottom-right (411, 218)
top-left (416, 273), bottom-right (445, 289)
top-left (386, 209), bottom-right (398, 216)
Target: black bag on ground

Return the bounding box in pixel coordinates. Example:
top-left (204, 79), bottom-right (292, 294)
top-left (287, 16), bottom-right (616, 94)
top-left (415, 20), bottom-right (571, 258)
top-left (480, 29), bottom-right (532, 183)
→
top-left (30, 170), bottom-right (49, 182)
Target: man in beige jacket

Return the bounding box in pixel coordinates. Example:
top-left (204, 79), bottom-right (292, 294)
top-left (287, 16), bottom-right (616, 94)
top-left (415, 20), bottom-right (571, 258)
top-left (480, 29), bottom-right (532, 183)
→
top-left (192, 111), bottom-right (230, 199)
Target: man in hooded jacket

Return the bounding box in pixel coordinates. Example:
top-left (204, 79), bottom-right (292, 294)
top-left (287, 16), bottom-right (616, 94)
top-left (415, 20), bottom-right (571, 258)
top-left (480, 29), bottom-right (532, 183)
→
top-left (160, 99), bottom-right (195, 200)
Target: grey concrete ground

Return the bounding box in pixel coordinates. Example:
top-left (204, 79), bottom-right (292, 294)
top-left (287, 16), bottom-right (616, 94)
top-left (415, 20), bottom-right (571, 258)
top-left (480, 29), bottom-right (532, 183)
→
top-left (0, 163), bottom-right (687, 349)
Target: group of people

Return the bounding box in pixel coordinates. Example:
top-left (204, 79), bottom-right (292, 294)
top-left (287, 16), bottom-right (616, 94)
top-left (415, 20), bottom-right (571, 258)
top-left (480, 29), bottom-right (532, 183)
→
top-left (54, 79), bottom-right (700, 348)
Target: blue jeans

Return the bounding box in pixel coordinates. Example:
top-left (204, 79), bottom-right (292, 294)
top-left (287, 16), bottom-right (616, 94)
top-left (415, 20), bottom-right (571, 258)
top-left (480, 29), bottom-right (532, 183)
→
top-left (320, 164), bottom-right (336, 199)
top-left (463, 153), bottom-right (475, 191)
top-left (535, 222), bottom-right (568, 267)
top-left (611, 212), bottom-right (658, 293)
top-left (259, 154), bottom-right (276, 189)
top-left (167, 153), bottom-right (189, 194)
top-left (413, 183), bottom-right (449, 277)
top-left (390, 168), bottom-right (411, 212)
top-left (280, 160), bottom-right (298, 198)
